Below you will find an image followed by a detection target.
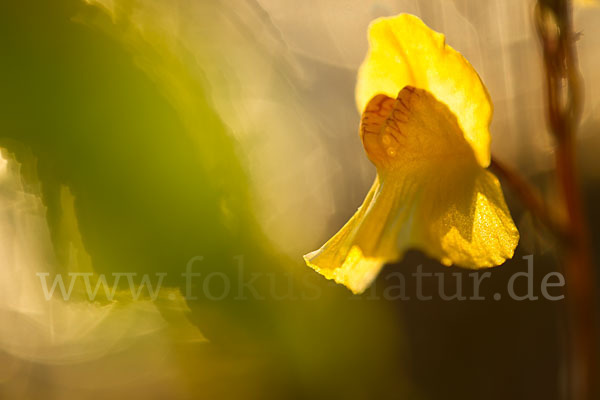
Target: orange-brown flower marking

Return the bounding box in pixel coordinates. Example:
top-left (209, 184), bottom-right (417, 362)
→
top-left (360, 87), bottom-right (474, 170)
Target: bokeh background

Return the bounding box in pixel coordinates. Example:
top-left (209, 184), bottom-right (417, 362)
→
top-left (0, 0), bottom-right (599, 399)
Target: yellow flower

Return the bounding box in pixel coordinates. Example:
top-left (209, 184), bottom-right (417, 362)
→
top-left (304, 14), bottom-right (519, 294)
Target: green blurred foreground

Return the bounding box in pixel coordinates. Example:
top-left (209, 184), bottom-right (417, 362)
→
top-left (0, 1), bottom-right (413, 399)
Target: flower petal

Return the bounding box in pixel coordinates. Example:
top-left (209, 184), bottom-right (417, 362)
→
top-left (356, 14), bottom-right (493, 167)
top-left (360, 86), bottom-right (474, 170)
top-left (304, 88), bottom-right (518, 293)
top-left (304, 178), bottom-right (386, 294)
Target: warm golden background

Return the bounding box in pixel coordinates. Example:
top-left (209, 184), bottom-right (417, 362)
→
top-left (0, 0), bottom-right (599, 399)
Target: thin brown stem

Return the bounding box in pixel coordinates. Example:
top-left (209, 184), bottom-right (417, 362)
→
top-left (556, 132), bottom-right (597, 400)
top-left (490, 156), bottom-right (565, 239)
top-left (535, 0), bottom-right (598, 399)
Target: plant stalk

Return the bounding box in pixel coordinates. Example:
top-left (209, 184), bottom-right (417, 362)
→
top-left (535, 0), bottom-right (598, 398)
